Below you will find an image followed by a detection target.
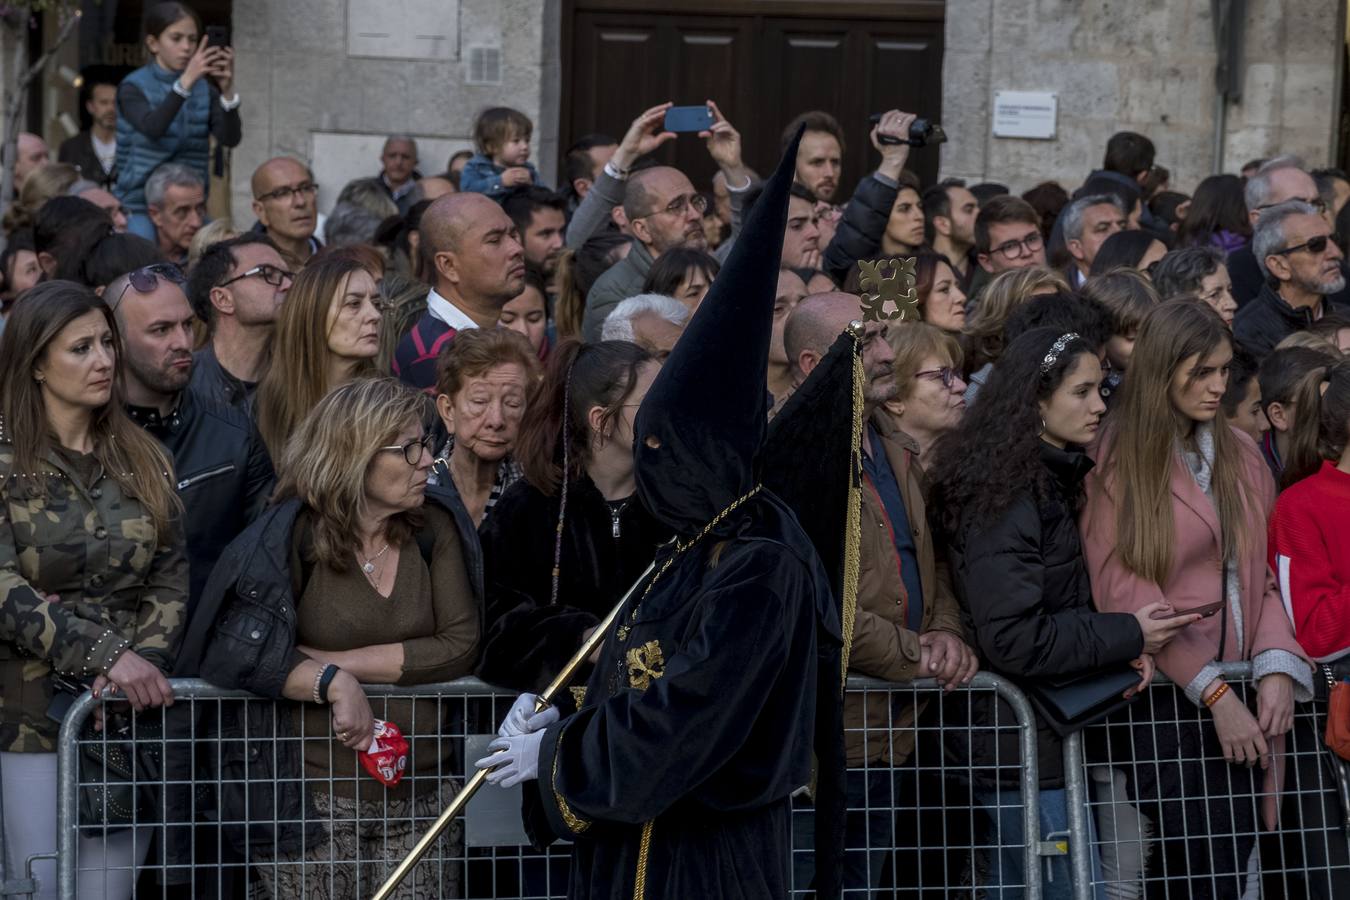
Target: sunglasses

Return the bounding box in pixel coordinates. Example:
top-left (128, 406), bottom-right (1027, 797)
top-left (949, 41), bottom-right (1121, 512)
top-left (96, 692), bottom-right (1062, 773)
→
top-left (1274, 234), bottom-right (1333, 257)
top-left (377, 432), bottom-right (435, 466)
top-left (915, 367), bottom-right (958, 389)
top-left (110, 263), bottom-right (186, 310)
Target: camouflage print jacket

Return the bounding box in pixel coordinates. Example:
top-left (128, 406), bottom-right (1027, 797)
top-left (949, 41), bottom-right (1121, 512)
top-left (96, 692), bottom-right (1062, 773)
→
top-left (0, 435), bottom-right (188, 752)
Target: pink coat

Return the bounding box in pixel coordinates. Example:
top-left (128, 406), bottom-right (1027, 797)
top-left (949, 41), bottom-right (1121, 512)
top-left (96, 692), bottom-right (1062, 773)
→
top-left (1080, 428), bottom-right (1311, 827)
top-left (1080, 427), bottom-right (1307, 688)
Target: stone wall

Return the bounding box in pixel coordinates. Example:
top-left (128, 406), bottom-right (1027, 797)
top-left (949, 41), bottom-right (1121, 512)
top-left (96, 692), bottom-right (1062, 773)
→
top-left (940, 0), bottom-right (1346, 193)
top-left (228, 0), bottom-right (560, 225)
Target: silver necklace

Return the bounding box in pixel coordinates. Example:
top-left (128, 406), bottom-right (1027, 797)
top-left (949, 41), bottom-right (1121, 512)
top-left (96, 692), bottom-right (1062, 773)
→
top-left (359, 542), bottom-right (390, 575)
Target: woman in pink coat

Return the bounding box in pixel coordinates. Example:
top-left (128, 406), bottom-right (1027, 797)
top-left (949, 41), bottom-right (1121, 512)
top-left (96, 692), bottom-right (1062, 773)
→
top-left (1081, 300), bottom-right (1315, 898)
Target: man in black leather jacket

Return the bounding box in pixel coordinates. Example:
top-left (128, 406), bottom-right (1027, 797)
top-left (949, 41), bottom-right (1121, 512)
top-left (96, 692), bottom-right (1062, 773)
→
top-left (107, 265), bottom-right (275, 616)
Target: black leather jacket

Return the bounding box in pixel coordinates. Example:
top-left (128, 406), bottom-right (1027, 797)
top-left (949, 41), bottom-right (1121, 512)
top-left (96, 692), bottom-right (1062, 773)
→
top-left (127, 389), bottom-right (274, 613)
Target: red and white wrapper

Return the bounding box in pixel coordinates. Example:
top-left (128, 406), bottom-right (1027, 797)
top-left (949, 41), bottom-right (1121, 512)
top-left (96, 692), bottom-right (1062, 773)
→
top-left (360, 719), bottom-right (409, 787)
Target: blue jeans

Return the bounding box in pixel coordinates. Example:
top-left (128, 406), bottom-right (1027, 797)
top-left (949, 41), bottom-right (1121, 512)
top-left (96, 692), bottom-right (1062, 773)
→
top-left (978, 787), bottom-right (1105, 900)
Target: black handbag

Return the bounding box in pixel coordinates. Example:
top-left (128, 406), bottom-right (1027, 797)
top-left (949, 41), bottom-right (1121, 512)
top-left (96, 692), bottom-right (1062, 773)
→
top-left (78, 709), bottom-right (164, 829)
top-left (1022, 666), bottom-right (1140, 737)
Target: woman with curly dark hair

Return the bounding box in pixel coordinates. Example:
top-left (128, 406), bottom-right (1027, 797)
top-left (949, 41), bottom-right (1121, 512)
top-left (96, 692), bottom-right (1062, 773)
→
top-left (927, 327), bottom-right (1195, 898)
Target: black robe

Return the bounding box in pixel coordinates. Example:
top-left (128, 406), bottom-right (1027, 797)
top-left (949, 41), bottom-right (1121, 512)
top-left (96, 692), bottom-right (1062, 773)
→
top-left (476, 474), bottom-right (670, 693)
top-left (527, 493), bottom-right (831, 899)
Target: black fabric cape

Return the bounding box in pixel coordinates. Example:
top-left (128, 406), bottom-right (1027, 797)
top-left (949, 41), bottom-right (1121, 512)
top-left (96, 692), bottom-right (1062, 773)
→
top-left (527, 492), bottom-right (831, 899)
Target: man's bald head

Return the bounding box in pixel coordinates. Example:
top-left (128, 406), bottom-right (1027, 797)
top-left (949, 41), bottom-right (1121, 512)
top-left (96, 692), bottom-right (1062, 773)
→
top-left (419, 192), bottom-right (525, 306)
top-left (623, 166), bottom-right (688, 221)
top-left (251, 156), bottom-right (312, 197)
top-left (623, 166), bottom-right (706, 255)
top-left (784, 292), bottom-right (862, 377)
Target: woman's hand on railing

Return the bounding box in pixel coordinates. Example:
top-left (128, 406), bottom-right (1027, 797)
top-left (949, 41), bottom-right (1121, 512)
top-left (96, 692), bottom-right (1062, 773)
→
top-left (1256, 672), bottom-right (1295, 740)
top-left (99, 650), bottom-right (174, 712)
top-left (328, 670), bottom-right (374, 752)
top-left (1210, 687), bottom-right (1269, 769)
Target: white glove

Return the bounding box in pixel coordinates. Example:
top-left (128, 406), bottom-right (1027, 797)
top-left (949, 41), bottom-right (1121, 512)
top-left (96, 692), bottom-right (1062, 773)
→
top-left (498, 693), bottom-right (560, 737)
top-left (475, 731), bottom-right (545, 788)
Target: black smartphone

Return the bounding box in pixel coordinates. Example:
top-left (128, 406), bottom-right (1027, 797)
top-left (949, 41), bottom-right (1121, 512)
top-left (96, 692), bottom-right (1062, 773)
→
top-left (1155, 600), bottom-right (1225, 620)
top-left (206, 25), bottom-right (230, 48)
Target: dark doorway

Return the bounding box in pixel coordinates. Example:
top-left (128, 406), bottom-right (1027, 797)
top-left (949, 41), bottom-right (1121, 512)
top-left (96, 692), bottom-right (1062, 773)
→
top-left (561, 1), bottom-right (946, 198)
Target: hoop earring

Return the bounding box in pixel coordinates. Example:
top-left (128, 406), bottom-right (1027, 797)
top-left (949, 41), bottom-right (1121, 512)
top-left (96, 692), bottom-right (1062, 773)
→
top-left (1039, 417), bottom-right (1047, 435)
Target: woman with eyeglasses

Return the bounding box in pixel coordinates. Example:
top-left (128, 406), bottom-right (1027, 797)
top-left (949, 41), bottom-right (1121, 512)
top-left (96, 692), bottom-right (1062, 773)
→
top-left (882, 321), bottom-right (967, 465)
top-left (927, 327), bottom-right (1192, 899)
top-left (1151, 246), bottom-right (1240, 326)
top-left (0, 281), bottom-right (187, 900)
top-left (116, 2), bottom-right (241, 241)
top-left (255, 252), bottom-right (382, 457)
top-left (185, 377), bottom-right (480, 898)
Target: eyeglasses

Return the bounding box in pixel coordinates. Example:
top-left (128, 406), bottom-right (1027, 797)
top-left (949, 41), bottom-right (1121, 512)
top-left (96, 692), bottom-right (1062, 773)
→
top-left (220, 264), bottom-right (294, 288)
top-left (255, 182), bottom-right (319, 203)
top-left (1257, 196), bottom-right (1328, 216)
top-left (110, 263), bottom-right (186, 310)
top-left (1274, 234), bottom-right (1333, 257)
top-left (377, 433), bottom-right (436, 466)
top-left (641, 193), bottom-right (708, 219)
top-left (914, 367), bottom-right (958, 389)
top-left (990, 232), bottom-right (1044, 260)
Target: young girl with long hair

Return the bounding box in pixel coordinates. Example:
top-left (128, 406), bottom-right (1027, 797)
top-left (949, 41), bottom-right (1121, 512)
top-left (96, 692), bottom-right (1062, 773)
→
top-left (928, 327), bottom-right (1191, 898)
top-left (1081, 300), bottom-right (1317, 896)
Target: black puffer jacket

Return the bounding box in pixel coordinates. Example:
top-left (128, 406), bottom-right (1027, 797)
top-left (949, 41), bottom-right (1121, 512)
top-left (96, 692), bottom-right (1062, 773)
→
top-left (945, 442), bottom-right (1143, 788)
top-left (1232, 282), bottom-right (1344, 361)
top-left (476, 473), bottom-right (670, 694)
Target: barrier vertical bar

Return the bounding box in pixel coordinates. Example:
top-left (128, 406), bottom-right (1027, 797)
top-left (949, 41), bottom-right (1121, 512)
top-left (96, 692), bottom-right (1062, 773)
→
top-left (1061, 732), bottom-right (1094, 900)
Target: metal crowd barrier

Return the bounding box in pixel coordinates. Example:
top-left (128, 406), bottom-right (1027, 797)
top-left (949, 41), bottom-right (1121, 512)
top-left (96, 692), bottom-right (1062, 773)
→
top-left (1064, 662), bottom-right (1350, 900)
top-left (45, 668), bottom-right (1350, 899)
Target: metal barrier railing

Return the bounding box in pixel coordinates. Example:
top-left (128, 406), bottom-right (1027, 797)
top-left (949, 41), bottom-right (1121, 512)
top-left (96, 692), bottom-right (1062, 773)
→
top-left (1063, 662), bottom-right (1350, 900)
top-left (43, 667), bottom-right (1350, 899)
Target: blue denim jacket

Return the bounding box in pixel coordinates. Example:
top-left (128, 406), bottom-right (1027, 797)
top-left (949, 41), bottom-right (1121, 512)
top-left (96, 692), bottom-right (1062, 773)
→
top-left (459, 153), bottom-right (544, 197)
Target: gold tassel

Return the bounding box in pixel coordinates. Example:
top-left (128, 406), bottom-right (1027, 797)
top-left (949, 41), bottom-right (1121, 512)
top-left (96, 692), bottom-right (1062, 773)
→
top-left (838, 332), bottom-right (865, 692)
top-left (633, 819), bottom-right (655, 899)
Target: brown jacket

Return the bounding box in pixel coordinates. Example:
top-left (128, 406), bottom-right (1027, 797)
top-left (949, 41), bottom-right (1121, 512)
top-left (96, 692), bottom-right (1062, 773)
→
top-left (846, 412), bottom-right (965, 765)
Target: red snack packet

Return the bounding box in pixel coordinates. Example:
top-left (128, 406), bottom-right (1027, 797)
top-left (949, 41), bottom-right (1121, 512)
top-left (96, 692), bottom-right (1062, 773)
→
top-left (360, 719), bottom-right (409, 787)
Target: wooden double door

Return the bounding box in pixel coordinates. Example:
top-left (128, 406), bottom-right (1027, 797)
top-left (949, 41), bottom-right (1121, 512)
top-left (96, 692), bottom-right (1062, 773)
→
top-left (562, 1), bottom-right (947, 199)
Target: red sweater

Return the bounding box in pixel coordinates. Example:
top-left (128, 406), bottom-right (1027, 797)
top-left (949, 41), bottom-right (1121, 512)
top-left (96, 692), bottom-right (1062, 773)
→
top-left (1269, 461), bottom-right (1350, 661)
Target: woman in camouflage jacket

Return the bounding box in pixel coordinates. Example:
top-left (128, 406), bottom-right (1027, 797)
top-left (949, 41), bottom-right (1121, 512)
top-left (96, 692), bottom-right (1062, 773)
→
top-left (0, 281), bottom-right (187, 900)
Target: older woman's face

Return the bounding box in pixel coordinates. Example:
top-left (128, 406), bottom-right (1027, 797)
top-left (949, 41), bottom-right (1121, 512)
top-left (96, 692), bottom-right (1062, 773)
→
top-left (365, 418), bottom-right (432, 516)
top-left (325, 269), bottom-right (382, 363)
top-left (437, 362), bottom-right (529, 464)
top-left (898, 353), bottom-right (966, 435)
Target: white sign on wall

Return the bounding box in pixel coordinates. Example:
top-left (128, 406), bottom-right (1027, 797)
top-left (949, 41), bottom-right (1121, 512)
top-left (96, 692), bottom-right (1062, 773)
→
top-left (347, 0), bottom-right (459, 61)
top-left (992, 91), bottom-right (1058, 140)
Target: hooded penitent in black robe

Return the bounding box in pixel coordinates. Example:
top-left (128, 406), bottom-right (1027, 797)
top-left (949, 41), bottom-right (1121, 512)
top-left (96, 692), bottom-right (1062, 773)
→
top-left (524, 127), bottom-right (846, 899)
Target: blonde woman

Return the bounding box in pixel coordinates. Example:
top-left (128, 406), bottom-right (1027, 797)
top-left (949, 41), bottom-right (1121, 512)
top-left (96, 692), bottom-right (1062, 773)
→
top-left (255, 252), bottom-right (382, 456)
top-left (188, 377), bottom-right (480, 899)
top-left (883, 321), bottom-right (967, 465)
top-left (962, 265), bottom-right (1069, 403)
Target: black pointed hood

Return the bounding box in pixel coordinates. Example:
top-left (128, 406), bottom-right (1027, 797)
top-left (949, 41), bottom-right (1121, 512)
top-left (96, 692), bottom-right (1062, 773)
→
top-left (633, 127), bottom-right (804, 536)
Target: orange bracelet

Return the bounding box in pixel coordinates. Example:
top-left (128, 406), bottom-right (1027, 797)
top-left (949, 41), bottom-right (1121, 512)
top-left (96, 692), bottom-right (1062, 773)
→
top-left (1203, 681), bottom-right (1230, 708)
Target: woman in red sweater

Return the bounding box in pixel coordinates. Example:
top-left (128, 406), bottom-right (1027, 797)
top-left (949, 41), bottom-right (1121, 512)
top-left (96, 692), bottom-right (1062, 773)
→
top-left (1270, 360), bottom-right (1350, 660)
top-left (1264, 360), bottom-right (1350, 896)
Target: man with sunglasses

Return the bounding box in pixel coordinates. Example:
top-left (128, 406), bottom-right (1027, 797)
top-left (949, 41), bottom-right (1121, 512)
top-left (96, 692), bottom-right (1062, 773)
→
top-left (250, 157), bottom-right (323, 270)
top-left (1229, 156), bottom-right (1348, 309)
top-left (782, 291), bottom-right (977, 894)
top-left (108, 263), bottom-right (275, 612)
top-left (1235, 200), bottom-right (1348, 361)
top-left (186, 234), bottom-right (294, 411)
